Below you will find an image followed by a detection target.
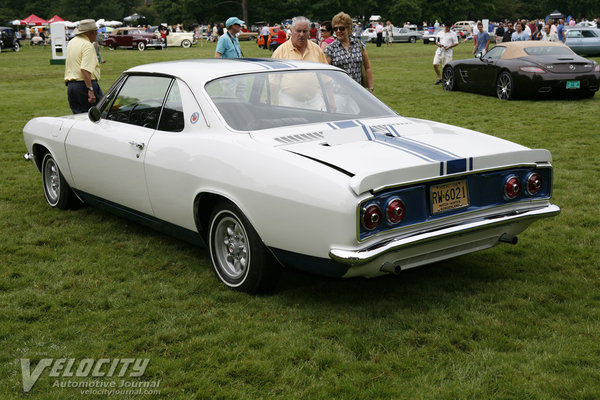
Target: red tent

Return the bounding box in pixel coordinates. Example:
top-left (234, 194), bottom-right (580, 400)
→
top-left (23, 14), bottom-right (48, 26)
top-left (47, 15), bottom-right (65, 24)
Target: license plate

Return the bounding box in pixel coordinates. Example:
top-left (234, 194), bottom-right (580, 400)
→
top-left (430, 180), bottom-right (469, 214)
top-left (566, 80), bottom-right (580, 89)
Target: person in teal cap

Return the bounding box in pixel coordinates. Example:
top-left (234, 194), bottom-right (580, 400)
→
top-left (215, 17), bottom-right (244, 58)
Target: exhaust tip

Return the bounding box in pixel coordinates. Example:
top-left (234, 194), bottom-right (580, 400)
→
top-left (24, 153), bottom-right (33, 161)
top-left (499, 234), bottom-right (518, 245)
top-left (380, 262), bottom-right (402, 275)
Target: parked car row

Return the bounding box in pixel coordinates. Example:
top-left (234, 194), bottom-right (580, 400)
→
top-left (103, 27), bottom-right (196, 51)
top-left (361, 27), bottom-right (423, 43)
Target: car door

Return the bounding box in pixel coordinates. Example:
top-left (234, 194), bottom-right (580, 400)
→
top-left (397, 28), bottom-right (408, 42)
top-left (565, 29), bottom-right (583, 53)
top-left (471, 46), bottom-right (506, 92)
top-left (65, 75), bottom-right (174, 214)
top-left (580, 29), bottom-right (600, 55)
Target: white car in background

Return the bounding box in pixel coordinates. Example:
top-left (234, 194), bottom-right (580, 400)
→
top-left (162, 31), bottom-right (195, 48)
top-left (23, 59), bottom-right (560, 293)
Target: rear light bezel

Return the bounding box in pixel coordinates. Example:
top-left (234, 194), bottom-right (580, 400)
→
top-left (361, 203), bottom-right (383, 231)
top-left (525, 172), bottom-right (543, 196)
top-left (385, 197), bottom-right (406, 225)
top-left (504, 175), bottom-right (522, 200)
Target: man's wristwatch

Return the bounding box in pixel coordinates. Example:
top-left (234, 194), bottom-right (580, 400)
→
top-left (87, 87), bottom-right (93, 92)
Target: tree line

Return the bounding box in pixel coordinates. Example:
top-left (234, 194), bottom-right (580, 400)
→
top-left (2, 0), bottom-right (599, 28)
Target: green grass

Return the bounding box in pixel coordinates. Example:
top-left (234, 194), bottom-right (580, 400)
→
top-left (1, 40), bottom-right (599, 399)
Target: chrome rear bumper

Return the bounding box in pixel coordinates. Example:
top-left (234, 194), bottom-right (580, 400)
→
top-left (329, 204), bottom-right (560, 266)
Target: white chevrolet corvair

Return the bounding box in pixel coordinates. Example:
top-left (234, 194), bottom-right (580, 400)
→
top-left (23, 59), bottom-right (560, 293)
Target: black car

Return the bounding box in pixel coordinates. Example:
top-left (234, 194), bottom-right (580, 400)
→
top-left (442, 41), bottom-right (600, 100)
top-left (0, 27), bottom-right (21, 52)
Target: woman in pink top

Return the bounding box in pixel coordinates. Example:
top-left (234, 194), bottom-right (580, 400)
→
top-left (319, 21), bottom-right (334, 50)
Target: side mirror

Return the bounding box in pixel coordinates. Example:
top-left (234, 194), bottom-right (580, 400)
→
top-left (88, 106), bottom-right (101, 122)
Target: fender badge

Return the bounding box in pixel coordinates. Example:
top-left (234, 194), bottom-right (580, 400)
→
top-left (190, 112), bottom-right (199, 124)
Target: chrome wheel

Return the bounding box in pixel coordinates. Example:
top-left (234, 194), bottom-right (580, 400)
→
top-left (442, 67), bottom-right (456, 91)
top-left (208, 202), bottom-right (280, 293)
top-left (497, 71), bottom-right (514, 100)
top-left (41, 153), bottom-right (77, 209)
top-left (181, 39), bottom-right (191, 48)
top-left (43, 156), bottom-right (61, 206)
top-left (137, 41), bottom-right (146, 51)
top-left (213, 213), bottom-right (249, 280)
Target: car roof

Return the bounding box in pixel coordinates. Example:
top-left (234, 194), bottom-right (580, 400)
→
top-left (126, 58), bottom-right (339, 86)
top-left (495, 41), bottom-right (574, 59)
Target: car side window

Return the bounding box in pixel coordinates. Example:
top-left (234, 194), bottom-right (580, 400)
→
top-left (567, 30), bottom-right (582, 38)
top-left (104, 75), bottom-right (172, 129)
top-left (582, 30), bottom-right (596, 38)
top-left (158, 80), bottom-right (184, 132)
top-left (483, 46), bottom-right (505, 60)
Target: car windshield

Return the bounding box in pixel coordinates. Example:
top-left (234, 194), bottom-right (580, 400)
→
top-left (205, 69), bottom-right (397, 131)
top-left (523, 46), bottom-right (575, 56)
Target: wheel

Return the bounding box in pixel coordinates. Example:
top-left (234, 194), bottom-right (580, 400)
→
top-left (41, 153), bottom-right (76, 209)
top-left (137, 41), bottom-right (146, 51)
top-left (442, 66), bottom-right (457, 91)
top-left (409, 36), bottom-right (416, 43)
top-left (181, 39), bottom-right (191, 48)
top-left (208, 201), bottom-right (280, 293)
top-left (14, 42), bottom-right (20, 52)
top-left (496, 71), bottom-right (515, 100)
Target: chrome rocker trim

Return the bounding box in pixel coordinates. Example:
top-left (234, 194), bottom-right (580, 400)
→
top-left (330, 204), bottom-right (560, 265)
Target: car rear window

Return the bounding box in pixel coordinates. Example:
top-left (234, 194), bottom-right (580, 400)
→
top-left (523, 46), bottom-right (574, 56)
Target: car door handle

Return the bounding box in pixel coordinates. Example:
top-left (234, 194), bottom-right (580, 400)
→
top-left (128, 141), bottom-right (145, 150)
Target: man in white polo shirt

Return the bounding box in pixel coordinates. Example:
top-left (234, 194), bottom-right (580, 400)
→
top-left (433, 21), bottom-right (458, 85)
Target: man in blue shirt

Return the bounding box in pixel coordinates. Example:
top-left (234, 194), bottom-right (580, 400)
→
top-left (473, 22), bottom-right (490, 56)
top-left (511, 22), bottom-right (529, 41)
top-left (557, 19), bottom-right (565, 43)
top-left (215, 17), bottom-right (244, 58)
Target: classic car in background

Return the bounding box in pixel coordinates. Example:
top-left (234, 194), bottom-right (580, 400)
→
top-left (362, 27), bottom-right (423, 43)
top-left (565, 28), bottom-right (600, 56)
top-left (237, 27), bottom-right (258, 41)
top-left (24, 59), bottom-right (560, 293)
top-left (442, 41), bottom-right (600, 99)
top-left (162, 31), bottom-right (195, 48)
top-left (423, 27), bottom-right (442, 44)
top-left (0, 27), bottom-right (20, 52)
top-left (104, 27), bottom-right (163, 51)
top-left (256, 26), bottom-right (280, 50)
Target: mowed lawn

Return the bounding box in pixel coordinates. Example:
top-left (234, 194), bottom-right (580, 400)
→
top-left (1, 39), bottom-right (599, 399)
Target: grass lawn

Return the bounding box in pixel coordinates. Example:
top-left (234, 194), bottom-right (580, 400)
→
top-left (1, 39), bottom-right (599, 399)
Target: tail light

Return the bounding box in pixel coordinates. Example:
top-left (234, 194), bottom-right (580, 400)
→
top-left (386, 198), bottom-right (406, 224)
top-left (593, 62), bottom-right (599, 72)
top-left (504, 176), bottom-right (521, 200)
top-left (519, 66), bottom-right (546, 73)
top-left (526, 173), bottom-right (543, 195)
top-left (362, 204), bottom-right (382, 230)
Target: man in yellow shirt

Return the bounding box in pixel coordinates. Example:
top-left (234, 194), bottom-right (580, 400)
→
top-left (272, 16), bottom-right (327, 63)
top-left (64, 19), bottom-right (103, 114)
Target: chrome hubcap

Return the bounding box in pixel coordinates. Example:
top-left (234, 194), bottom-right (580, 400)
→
top-left (214, 215), bottom-right (248, 280)
top-left (44, 159), bottom-right (60, 203)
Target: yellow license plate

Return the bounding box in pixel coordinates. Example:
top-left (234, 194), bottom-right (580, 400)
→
top-left (430, 180), bottom-right (469, 214)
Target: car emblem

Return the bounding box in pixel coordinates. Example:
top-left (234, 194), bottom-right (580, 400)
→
top-left (569, 64), bottom-right (575, 70)
top-left (190, 112), bottom-right (199, 124)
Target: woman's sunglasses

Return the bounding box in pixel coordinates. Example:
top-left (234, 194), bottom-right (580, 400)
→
top-left (333, 26), bottom-right (346, 32)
